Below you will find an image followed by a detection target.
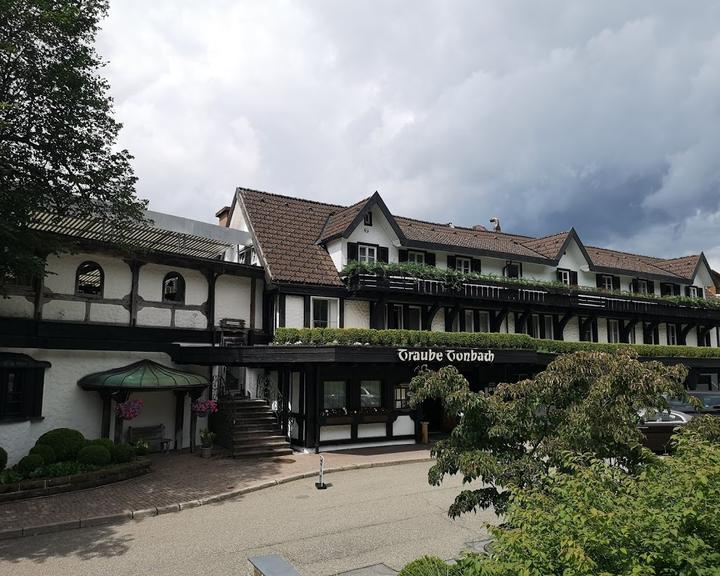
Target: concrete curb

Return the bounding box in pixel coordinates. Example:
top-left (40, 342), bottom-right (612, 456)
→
top-left (0, 456), bottom-right (433, 541)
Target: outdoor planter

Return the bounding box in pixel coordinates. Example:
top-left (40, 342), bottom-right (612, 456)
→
top-left (200, 446), bottom-right (213, 458)
top-left (321, 415), bottom-right (353, 425)
top-left (358, 414), bottom-right (393, 424)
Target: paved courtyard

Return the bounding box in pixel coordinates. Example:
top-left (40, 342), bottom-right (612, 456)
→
top-left (0, 461), bottom-right (495, 576)
top-left (0, 445), bottom-right (431, 531)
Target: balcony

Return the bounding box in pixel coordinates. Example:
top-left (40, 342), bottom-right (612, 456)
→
top-left (346, 273), bottom-right (720, 322)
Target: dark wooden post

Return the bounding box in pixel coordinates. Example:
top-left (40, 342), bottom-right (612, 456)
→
top-left (174, 391), bottom-right (187, 450)
top-left (112, 391), bottom-right (130, 444)
top-left (100, 392), bottom-right (112, 438)
top-left (128, 260), bottom-right (143, 327)
top-left (205, 271), bottom-right (217, 329)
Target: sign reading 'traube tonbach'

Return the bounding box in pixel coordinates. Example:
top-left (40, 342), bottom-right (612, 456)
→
top-left (396, 348), bottom-right (495, 363)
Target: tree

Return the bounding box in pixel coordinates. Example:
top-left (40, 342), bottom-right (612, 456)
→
top-left (0, 0), bottom-right (146, 282)
top-left (455, 437), bottom-right (720, 576)
top-left (409, 350), bottom-right (688, 516)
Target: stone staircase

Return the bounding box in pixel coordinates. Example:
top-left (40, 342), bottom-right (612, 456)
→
top-left (220, 398), bottom-right (293, 458)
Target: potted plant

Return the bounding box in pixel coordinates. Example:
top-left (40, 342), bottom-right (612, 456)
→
top-left (199, 428), bottom-right (216, 458)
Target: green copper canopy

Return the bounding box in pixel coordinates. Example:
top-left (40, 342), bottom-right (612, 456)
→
top-left (78, 360), bottom-right (208, 391)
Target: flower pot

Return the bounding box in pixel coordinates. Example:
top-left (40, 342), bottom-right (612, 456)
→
top-left (200, 446), bottom-right (213, 458)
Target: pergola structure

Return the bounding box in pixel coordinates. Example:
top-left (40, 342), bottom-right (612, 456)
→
top-left (78, 360), bottom-right (209, 450)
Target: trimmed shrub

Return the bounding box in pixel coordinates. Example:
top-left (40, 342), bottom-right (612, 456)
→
top-left (398, 556), bottom-right (456, 576)
top-left (29, 444), bottom-right (56, 465)
top-left (36, 428), bottom-right (85, 461)
top-left (0, 447), bottom-right (7, 472)
top-left (77, 445), bottom-right (112, 467)
top-left (111, 443), bottom-right (135, 463)
top-left (17, 454), bottom-right (44, 475)
top-left (89, 438), bottom-right (115, 452)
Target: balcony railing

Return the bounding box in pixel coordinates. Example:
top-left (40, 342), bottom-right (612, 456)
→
top-left (347, 273), bottom-right (720, 321)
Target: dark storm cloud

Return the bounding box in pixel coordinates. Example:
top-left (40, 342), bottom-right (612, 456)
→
top-left (97, 1), bottom-right (720, 266)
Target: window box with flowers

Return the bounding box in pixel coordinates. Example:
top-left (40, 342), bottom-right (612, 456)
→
top-left (320, 408), bottom-right (354, 425)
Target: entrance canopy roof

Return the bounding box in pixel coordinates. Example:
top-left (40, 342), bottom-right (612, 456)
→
top-left (78, 360), bottom-right (209, 392)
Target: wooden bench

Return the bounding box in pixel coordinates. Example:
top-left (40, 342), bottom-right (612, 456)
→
top-left (128, 424), bottom-right (173, 453)
top-left (248, 554), bottom-right (301, 576)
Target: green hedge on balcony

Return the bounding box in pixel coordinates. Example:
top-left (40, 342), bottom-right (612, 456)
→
top-left (273, 327), bottom-right (720, 359)
top-left (342, 261), bottom-right (720, 311)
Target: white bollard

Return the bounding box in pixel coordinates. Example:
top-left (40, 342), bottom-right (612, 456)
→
top-left (315, 455), bottom-right (327, 489)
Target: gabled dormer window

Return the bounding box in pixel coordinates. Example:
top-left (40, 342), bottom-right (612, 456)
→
top-left (556, 268), bottom-right (578, 286)
top-left (456, 257), bottom-right (471, 274)
top-left (363, 211), bottom-right (373, 226)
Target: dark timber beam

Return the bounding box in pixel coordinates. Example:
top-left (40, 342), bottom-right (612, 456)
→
top-left (514, 310), bottom-right (531, 334)
top-left (490, 309), bottom-right (509, 332)
top-left (620, 319), bottom-right (639, 344)
top-left (678, 322), bottom-right (696, 346)
top-left (204, 270), bottom-right (218, 329)
top-left (445, 306), bottom-right (459, 332)
top-left (423, 302), bottom-right (441, 330)
top-left (370, 298), bottom-right (386, 329)
top-left (249, 277), bottom-right (257, 329)
top-left (554, 312), bottom-right (574, 341)
top-left (579, 316), bottom-right (596, 339)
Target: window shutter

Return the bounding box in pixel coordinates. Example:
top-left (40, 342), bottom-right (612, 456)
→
top-left (570, 271), bottom-right (578, 286)
top-left (660, 283), bottom-right (671, 296)
top-left (630, 279), bottom-right (638, 293)
top-left (647, 280), bottom-right (655, 295)
top-left (591, 319), bottom-right (598, 342)
top-left (471, 259), bottom-right (481, 273)
top-left (347, 242), bottom-right (358, 262)
top-left (612, 276), bottom-right (620, 291)
top-left (698, 287), bottom-right (704, 299)
top-left (556, 270), bottom-right (564, 283)
top-left (685, 286), bottom-right (691, 297)
top-left (674, 284), bottom-right (681, 296)
top-left (378, 246), bottom-right (389, 263)
top-left (596, 275), bottom-right (604, 288)
top-left (425, 252), bottom-right (436, 267)
top-left (447, 255), bottom-right (456, 270)
top-left (398, 249), bottom-right (408, 263)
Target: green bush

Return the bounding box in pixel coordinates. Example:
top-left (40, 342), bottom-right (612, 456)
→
top-left (456, 437), bottom-right (720, 576)
top-left (77, 445), bottom-right (112, 466)
top-left (29, 444), bottom-right (56, 464)
top-left (676, 414), bottom-right (720, 444)
top-left (36, 428), bottom-right (86, 461)
top-left (27, 461), bottom-right (84, 479)
top-left (0, 447), bottom-right (6, 472)
top-left (398, 556), bottom-right (456, 576)
top-left (89, 438), bottom-right (115, 452)
top-left (273, 327), bottom-right (720, 359)
top-left (17, 454), bottom-right (44, 474)
top-left (0, 469), bottom-right (22, 484)
top-left (111, 443), bottom-right (135, 463)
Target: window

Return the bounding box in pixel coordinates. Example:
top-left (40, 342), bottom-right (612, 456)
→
top-left (323, 381), bottom-right (346, 410)
top-left (477, 312), bottom-right (490, 333)
top-left (527, 315), bottom-right (541, 338)
top-left (636, 279), bottom-right (648, 294)
top-left (408, 251), bottom-right (425, 265)
top-left (580, 318), bottom-right (597, 342)
top-left (0, 365), bottom-right (45, 422)
top-left (608, 319), bottom-right (620, 344)
top-left (696, 373), bottom-right (719, 391)
top-left (407, 306), bottom-right (422, 330)
top-left (363, 211), bottom-right (373, 226)
top-left (600, 275), bottom-right (614, 291)
top-left (312, 297), bottom-right (339, 328)
top-left (667, 323), bottom-right (678, 346)
top-left (162, 272), bottom-right (185, 303)
top-left (644, 323), bottom-right (659, 345)
top-left (464, 310), bottom-right (474, 332)
top-left (0, 372), bottom-right (23, 420)
top-left (75, 261), bottom-right (104, 297)
top-left (390, 304), bottom-right (403, 329)
top-left (628, 326), bottom-right (636, 344)
top-left (504, 262), bottom-right (521, 278)
top-left (688, 286), bottom-right (700, 298)
top-left (557, 269), bottom-right (571, 285)
top-left (544, 316), bottom-right (554, 340)
top-left (394, 384), bottom-right (409, 409)
top-left (358, 244), bottom-right (377, 264)
top-left (698, 327), bottom-right (711, 347)
top-left (360, 380), bottom-right (382, 408)
top-left (456, 257), bottom-right (471, 274)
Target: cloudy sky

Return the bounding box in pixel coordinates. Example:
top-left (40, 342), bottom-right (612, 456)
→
top-left (97, 1), bottom-right (720, 266)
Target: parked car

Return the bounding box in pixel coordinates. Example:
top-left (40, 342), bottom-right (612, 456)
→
top-left (668, 391), bottom-right (720, 416)
top-left (638, 409), bottom-right (692, 453)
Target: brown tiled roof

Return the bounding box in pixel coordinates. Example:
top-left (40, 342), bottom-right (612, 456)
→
top-left (237, 187), bottom-right (706, 287)
top-left (644, 255), bottom-right (700, 280)
top-left (586, 246), bottom-right (685, 280)
top-left (396, 217), bottom-right (548, 261)
top-left (521, 232), bottom-right (571, 260)
top-left (239, 188), bottom-right (344, 286)
top-left (318, 197), bottom-right (371, 242)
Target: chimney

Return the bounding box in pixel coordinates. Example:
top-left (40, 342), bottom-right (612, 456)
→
top-left (489, 217), bottom-right (501, 232)
top-left (215, 206), bottom-right (231, 227)
top-left (472, 224), bottom-right (486, 231)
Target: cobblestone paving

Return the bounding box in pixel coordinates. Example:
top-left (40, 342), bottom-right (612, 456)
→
top-left (0, 445), bottom-right (431, 530)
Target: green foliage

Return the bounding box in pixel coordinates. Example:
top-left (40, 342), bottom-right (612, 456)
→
top-left (17, 454), bottom-right (44, 474)
top-left (398, 556), bottom-right (457, 576)
top-left (27, 460), bottom-right (98, 479)
top-left (36, 428), bottom-right (86, 461)
top-left (77, 445), bottom-right (111, 466)
top-left (89, 438), bottom-right (115, 452)
top-left (457, 438), bottom-right (720, 575)
top-left (0, 446), bottom-right (6, 471)
top-left (110, 443), bottom-right (135, 464)
top-left (342, 260), bottom-right (720, 310)
top-left (676, 414), bottom-right (720, 444)
top-left (29, 444), bottom-right (56, 465)
top-left (409, 350), bottom-right (688, 516)
top-left (200, 428), bottom-right (217, 448)
top-left (0, 469), bottom-right (22, 484)
top-left (273, 327), bottom-right (720, 359)
top-left (132, 440), bottom-right (149, 456)
top-left (0, 0), bottom-right (146, 283)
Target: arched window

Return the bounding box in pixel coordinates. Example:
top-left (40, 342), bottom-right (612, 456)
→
top-left (75, 261), bottom-right (104, 297)
top-left (162, 272), bottom-right (185, 304)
